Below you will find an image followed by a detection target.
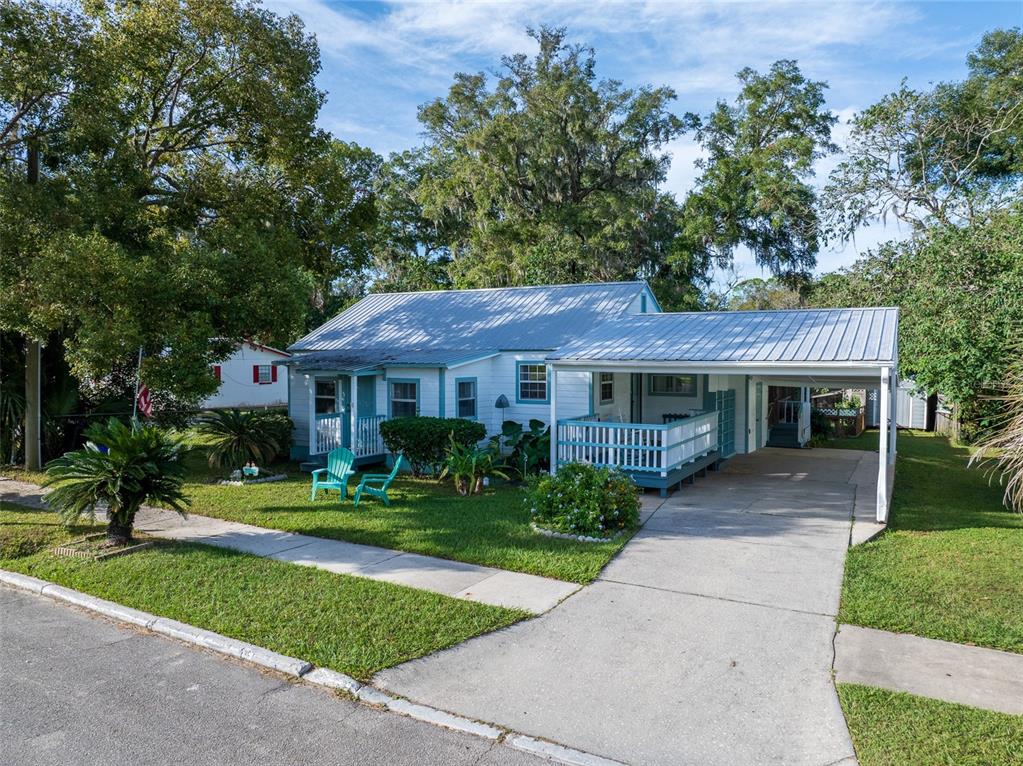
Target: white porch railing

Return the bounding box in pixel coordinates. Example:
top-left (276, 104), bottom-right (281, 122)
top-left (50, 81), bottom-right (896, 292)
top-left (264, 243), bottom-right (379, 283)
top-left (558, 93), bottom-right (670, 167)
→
top-left (313, 413), bottom-right (344, 455)
top-left (354, 415), bottom-right (386, 458)
top-left (311, 413), bottom-right (387, 457)
top-left (557, 410), bottom-right (719, 477)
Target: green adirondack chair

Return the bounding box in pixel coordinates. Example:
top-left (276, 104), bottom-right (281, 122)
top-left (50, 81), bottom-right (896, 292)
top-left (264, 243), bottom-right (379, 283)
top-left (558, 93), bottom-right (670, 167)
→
top-left (353, 454), bottom-right (405, 509)
top-left (310, 447), bottom-right (356, 501)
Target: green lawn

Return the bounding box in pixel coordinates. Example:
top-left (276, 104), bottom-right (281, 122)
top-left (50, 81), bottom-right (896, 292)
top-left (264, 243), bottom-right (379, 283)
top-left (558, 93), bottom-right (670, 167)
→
top-left (181, 471), bottom-right (628, 583)
top-left (0, 504), bottom-right (525, 679)
top-left (839, 431), bottom-right (1023, 653)
top-left (838, 684), bottom-right (1023, 766)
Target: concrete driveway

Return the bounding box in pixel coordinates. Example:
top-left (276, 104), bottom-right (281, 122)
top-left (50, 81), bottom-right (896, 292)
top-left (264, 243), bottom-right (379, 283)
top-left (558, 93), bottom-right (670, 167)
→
top-left (376, 449), bottom-right (875, 766)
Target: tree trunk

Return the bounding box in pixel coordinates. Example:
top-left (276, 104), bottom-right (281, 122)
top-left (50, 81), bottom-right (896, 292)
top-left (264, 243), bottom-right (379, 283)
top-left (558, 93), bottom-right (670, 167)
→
top-left (24, 338), bottom-right (41, 470)
top-left (105, 519), bottom-right (133, 545)
top-left (24, 140), bottom-right (42, 471)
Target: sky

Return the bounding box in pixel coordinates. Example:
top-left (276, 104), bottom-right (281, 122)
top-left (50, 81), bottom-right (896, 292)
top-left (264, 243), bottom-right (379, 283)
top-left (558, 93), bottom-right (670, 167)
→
top-left (264, 0), bottom-right (1021, 280)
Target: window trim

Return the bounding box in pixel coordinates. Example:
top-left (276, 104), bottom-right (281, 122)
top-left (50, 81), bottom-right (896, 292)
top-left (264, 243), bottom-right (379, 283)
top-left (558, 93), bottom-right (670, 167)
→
top-left (314, 378), bottom-right (338, 415)
top-left (515, 361), bottom-right (550, 404)
top-left (648, 374), bottom-right (698, 397)
top-left (599, 372), bottom-right (614, 405)
top-left (455, 376), bottom-right (478, 420)
top-left (388, 377), bottom-right (420, 419)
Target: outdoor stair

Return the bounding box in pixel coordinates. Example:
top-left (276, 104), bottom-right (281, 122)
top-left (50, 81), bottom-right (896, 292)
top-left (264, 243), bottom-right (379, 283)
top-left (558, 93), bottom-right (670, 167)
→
top-left (766, 422), bottom-right (803, 449)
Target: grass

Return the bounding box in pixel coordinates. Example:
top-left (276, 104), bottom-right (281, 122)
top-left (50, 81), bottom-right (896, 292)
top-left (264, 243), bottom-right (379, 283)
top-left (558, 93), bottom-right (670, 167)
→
top-left (821, 427), bottom-right (884, 451)
top-left (3, 443), bottom-right (629, 584)
top-left (838, 684), bottom-right (1023, 766)
top-left (839, 431), bottom-right (1023, 653)
top-left (0, 504), bottom-right (525, 679)
top-left (177, 456), bottom-right (628, 583)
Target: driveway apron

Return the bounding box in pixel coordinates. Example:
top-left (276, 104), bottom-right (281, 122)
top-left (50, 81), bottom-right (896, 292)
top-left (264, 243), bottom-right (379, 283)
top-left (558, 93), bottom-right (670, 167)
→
top-left (375, 449), bottom-right (869, 766)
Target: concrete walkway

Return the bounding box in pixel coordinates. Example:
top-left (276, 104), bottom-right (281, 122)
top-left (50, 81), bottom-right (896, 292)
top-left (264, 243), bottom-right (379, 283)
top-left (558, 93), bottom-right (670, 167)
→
top-left (376, 449), bottom-right (874, 766)
top-left (835, 624), bottom-right (1023, 716)
top-left (0, 480), bottom-right (578, 614)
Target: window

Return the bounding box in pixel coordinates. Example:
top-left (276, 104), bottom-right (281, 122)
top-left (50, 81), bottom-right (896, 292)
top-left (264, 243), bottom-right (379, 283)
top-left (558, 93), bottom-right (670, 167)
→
top-left (599, 372), bottom-right (614, 404)
top-left (456, 378), bottom-right (477, 419)
top-left (253, 364), bottom-right (276, 385)
top-left (315, 379), bottom-right (337, 414)
top-left (517, 362), bottom-right (548, 403)
top-left (389, 380), bottom-right (418, 418)
top-left (649, 374), bottom-right (697, 396)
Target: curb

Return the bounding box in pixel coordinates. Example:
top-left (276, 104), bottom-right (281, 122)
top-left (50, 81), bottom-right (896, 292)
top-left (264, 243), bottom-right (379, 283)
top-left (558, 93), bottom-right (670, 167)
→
top-left (1, 569), bottom-right (620, 765)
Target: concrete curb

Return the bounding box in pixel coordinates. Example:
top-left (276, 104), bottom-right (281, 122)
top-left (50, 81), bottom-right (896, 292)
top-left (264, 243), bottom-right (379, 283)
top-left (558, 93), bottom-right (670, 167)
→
top-left (507, 735), bottom-right (629, 766)
top-left (2, 569), bottom-right (622, 765)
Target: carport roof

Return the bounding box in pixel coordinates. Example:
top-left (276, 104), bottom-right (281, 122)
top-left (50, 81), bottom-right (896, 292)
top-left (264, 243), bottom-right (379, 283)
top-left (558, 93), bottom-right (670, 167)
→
top-left (547, 307), bottom-right (898, 365)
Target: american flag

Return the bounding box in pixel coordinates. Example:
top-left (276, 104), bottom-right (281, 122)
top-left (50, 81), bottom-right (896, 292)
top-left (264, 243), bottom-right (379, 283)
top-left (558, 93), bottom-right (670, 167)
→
top-left (136, 385), bottom-right (153, 418)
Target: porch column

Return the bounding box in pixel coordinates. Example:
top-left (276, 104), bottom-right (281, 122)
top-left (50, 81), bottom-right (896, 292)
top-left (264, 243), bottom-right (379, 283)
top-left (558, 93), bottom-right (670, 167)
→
top-left (549, 365), bottom-right (558, 475)
top-left (888, 367), bottom-right (898, 464)
top-left (877, 367), bottom-right (890, 523)
top-left (306, 375), bottom-right (316, 456)
top-left (351, 376), bottom-right (359, 456)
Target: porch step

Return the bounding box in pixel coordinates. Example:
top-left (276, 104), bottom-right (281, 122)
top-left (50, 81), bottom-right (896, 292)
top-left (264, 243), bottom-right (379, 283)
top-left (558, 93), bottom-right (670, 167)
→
top-left (299, 458), bottom-right (327, 473)
top-left (766, 423), bottom-right (803, 449)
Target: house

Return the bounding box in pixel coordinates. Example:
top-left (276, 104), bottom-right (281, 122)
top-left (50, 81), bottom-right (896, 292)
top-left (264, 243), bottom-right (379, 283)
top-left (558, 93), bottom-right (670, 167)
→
top-left (280, 282), bottom-right (899, 522)
top-left (201, 341), bottom-right (291, 410)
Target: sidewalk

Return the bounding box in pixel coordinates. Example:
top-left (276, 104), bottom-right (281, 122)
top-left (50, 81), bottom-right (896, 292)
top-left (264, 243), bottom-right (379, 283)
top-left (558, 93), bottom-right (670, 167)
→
top-left (835, 623), bottom-right (1023, 715)
top-left (0, 480), bottom-right (578, 614)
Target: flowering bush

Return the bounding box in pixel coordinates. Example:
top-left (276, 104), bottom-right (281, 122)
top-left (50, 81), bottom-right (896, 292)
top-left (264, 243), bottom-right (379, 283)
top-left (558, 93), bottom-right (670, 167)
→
top-left (525, 462), bottom-right (640, 538)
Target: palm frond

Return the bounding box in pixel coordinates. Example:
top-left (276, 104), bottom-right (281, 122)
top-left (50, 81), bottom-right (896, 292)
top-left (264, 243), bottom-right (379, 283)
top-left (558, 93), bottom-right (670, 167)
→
top-left (970, 355), bottom-right (1023, 513)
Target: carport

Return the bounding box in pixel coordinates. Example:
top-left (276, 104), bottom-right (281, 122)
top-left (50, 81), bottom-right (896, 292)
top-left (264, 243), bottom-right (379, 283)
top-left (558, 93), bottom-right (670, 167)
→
top-left (547, 307), bottom-right (900, 522)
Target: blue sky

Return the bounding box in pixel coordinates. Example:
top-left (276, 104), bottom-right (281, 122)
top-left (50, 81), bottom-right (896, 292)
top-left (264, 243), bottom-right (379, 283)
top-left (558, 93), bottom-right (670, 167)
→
top-left (265, 1), bottom-right (1021, 278)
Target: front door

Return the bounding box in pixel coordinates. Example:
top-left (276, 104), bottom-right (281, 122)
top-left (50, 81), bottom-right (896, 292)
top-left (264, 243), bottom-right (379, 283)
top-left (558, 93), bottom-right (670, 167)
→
top-left (630, 373), bottom-right (643, 423)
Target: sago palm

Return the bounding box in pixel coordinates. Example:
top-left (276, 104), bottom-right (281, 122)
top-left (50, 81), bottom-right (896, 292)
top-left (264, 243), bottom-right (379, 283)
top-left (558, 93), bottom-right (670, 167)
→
top-left (44, 418), bottom-right (189, 543)
top-left (971, 356), bottom-right (1023, 513)
top-left (197, 409), bottom-right (281, 469)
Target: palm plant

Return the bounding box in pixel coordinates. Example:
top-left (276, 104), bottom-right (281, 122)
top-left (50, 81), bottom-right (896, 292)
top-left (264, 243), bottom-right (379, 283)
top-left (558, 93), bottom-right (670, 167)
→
top-left (44, 418), bottom-right (189, 544)
top-left (970, 356), bottom-right (1023, 513)
top-left (439, 434), bottom-right (509, 496)
top-left (197, 409), bottom-right (281, 469)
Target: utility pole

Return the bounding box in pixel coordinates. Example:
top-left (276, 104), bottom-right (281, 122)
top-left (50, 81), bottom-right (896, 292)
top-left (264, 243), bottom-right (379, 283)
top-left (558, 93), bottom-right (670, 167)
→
top-left (24, 139), bottom-right (42, 471)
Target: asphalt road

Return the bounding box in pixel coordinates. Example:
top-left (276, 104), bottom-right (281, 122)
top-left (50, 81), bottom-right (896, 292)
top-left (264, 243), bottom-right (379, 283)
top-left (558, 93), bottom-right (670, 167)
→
top-left (0, 587), bottom-right (546, 766)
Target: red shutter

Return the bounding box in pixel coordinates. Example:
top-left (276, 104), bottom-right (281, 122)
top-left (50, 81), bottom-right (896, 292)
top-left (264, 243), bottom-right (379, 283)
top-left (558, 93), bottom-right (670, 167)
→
top-left (213, 365), bottom-right (221, 381)
top-left (253, 365), bottom-right (260, 383)
top-left (271, 366), bottom-right (278, 383)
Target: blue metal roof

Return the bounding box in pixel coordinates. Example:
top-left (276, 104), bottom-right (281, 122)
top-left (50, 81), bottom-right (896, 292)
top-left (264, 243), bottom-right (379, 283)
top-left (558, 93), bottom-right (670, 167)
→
top-left (289, 283), bottom-right (651, 367)
top-left (547, 308), bottom-right (899, 365)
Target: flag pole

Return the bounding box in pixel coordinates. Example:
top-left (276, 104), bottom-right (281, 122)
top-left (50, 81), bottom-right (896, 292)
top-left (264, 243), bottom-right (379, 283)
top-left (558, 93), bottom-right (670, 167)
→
top-left (131, 346), bottom-right (143, 423)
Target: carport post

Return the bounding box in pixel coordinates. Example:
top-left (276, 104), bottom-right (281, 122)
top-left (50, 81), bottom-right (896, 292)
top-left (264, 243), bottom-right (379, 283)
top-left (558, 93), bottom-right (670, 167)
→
top-left (549, 365), bottom-right (558, 475)
top-left (877, 367), bottom-right (890, 523)
top-left (888, 367), bottom-right (898, 464)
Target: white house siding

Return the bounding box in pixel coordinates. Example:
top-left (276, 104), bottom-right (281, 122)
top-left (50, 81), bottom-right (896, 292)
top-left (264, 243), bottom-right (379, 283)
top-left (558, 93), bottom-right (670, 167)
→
top-left (591, 371), bottom-right (632, 421)
top-left (202, 344), bottom-right (289, 409)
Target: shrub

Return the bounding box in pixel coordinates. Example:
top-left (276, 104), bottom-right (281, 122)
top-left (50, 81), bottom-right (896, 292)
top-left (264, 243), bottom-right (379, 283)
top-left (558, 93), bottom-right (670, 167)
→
top-left (197, 409), bottom-right (291, 468)
top-left (0, 526), bottom-right (55, 559)
top-left (439, 435), bottom-right (509, 496)
top-left (44, 418), bottom-right (188, 544)
top-left (525, 462), bottom-right (640, 538)
top-left (380, 417), bottom-right (485, 477)
top-left (492, 419), bottom-right (550, 478)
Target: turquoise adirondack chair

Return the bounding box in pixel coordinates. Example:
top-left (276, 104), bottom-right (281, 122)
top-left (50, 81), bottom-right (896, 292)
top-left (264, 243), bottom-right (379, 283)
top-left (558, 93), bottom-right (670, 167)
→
top-left (353, 455), bottom-right (405, 509)
top-left (310, 447), bottom-right (356, 501)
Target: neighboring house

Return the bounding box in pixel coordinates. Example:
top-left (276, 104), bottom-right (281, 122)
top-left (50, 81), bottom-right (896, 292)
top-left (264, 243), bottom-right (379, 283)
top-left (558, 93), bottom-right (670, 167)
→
top-left (280, 282), bottom-right (900, 521)
top-left (201, 341), bottom-right (291, 410)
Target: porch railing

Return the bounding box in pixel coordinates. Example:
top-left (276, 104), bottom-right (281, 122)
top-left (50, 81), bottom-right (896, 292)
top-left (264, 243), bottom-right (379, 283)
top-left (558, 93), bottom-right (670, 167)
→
top-left (354, 415), bottom-right (386, 458)
top-left (313, 413), bottom-right (344, 455)
top-left (311, 413), bottom-right (387, 457)
top-left (557, 410), bottom-right (718, 477)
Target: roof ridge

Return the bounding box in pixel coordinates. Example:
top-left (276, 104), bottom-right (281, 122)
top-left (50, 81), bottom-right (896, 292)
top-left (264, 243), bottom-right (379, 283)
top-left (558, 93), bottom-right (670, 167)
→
top-left (616, 306), bottom-right (898, 318)
top-left (359, 281), bottom-right (647, 298)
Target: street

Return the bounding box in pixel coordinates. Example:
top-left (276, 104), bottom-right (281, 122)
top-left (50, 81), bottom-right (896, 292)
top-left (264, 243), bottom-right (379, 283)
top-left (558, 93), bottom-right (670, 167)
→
top-left (0, 587), bottom-right (545, 766)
